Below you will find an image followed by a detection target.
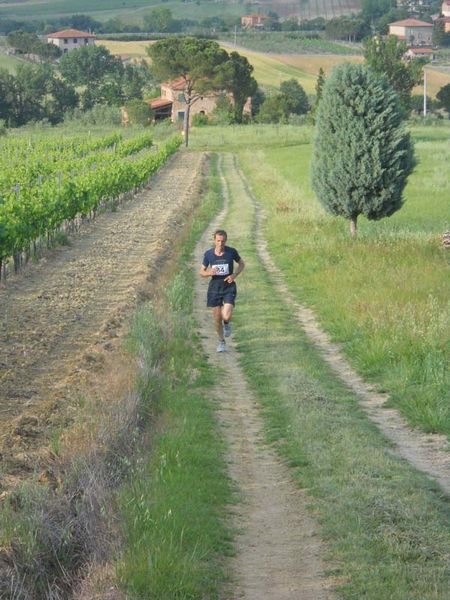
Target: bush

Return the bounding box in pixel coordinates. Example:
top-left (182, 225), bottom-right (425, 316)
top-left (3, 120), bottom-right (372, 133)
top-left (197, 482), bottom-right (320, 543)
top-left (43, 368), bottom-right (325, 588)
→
top-left (192, 112), bottom-right (209, 127)
top-left (124, 99), bottom-right (153, 126)
top-left (64, 105), bottom-right (122, 127)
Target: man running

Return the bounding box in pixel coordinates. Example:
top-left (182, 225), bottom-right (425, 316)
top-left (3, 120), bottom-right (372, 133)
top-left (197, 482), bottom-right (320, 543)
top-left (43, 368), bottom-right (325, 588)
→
top-left (199, 229), bottom-right (245, 352)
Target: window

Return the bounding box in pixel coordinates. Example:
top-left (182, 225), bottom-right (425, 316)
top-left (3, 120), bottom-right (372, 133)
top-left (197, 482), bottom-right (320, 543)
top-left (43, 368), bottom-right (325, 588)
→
top-left (84, 38), bottom-right (89, 44)
top-left (73, 38), bottom-right (78, 43)
top-left (64, 39), bottom-right (68, 44)
top-left (178, 93), bottom-right (185, 103)
top-left (177, 111), bottom-right (185, 122)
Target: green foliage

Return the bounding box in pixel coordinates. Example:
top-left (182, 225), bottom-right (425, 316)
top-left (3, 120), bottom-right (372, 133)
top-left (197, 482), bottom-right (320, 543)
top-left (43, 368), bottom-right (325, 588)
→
top-left (363, 35), bottom-right (425, 112)
top-left (280, 78), bottom-right (310, 115)
top-left (143, 7), bottom-right (180, 33)
top-left (59, 45), bottom-right (123, 87)
top-left (124, 98), bottom-right (153, 125)
top-left (436, 83), bottom-right (450, 115)
top-left (0, 133), bottom-right (181, 261)
top-left (219, 31), bottom-right (361, 55)
top-left (312, 63), bottom-right (415, 235)
top-left (325, 16), bottom-right (370, 42)
top-left (257, 94), bottom-right (290, 123)
top-left (222, 50), bottom-right (257, 123)
top-left (191, 112), bottom-right (209, 126)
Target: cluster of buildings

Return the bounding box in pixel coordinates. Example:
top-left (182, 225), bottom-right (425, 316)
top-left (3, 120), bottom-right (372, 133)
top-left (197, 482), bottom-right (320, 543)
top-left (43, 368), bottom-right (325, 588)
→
top-left (47, 0), bottom-right (450, 126)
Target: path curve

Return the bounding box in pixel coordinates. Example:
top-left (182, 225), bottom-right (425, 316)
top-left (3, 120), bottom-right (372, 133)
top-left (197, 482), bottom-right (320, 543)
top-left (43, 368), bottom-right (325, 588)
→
top-left (193, 155), bottom-right (334, 600)
top-left (234, 159), bottom-right (450, 496)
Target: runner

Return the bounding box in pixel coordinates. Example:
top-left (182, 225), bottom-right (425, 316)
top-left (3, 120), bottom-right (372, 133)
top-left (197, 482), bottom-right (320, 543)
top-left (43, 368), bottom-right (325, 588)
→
top-left (199, 229), bottom-right (245, 352)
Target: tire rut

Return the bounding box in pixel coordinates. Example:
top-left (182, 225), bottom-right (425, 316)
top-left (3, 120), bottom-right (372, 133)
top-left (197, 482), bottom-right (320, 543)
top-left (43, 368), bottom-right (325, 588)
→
top-left (233, 157), bottom-right (450, 497)
top-left (0, 150), bottom-right (206, 487)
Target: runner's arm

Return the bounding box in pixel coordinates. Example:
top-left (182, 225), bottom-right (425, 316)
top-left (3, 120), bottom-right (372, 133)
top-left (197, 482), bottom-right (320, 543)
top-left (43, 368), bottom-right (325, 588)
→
top-left (225, 258), bottom-right (245, 283)
top-left (199, 264), bottom-right (216, 277)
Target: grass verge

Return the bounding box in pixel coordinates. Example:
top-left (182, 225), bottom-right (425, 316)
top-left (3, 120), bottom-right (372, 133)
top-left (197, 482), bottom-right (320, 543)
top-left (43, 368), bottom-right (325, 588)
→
top-left (116, 154), bottom-right (235, 598)
top-left (219, 152), bottom-right (450, 600)
top-left (191, 123), bottom-right (450, 438)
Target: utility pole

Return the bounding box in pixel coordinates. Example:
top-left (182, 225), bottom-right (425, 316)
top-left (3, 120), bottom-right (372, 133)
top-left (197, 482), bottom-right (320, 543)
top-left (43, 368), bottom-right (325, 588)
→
top-left (423, 68), bottom-right (427, 117)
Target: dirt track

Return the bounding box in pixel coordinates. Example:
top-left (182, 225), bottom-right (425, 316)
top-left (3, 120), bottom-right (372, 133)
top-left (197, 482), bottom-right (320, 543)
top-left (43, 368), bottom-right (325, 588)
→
top-left (194, 156), bottom-right (335, 599)
top-left (0, 150), bottom-right (205, 490)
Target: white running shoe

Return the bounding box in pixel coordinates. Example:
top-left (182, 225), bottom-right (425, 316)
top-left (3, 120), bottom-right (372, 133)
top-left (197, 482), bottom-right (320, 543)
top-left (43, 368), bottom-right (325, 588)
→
top-left (223, 322), bottom-right (232, 337)
top-left (217, 340), bottom-right (226, 353)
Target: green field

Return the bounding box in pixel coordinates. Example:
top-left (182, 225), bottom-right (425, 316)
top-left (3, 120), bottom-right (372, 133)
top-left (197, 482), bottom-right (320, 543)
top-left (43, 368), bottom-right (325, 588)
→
top-left (190, 123), bottom-right (450, 438)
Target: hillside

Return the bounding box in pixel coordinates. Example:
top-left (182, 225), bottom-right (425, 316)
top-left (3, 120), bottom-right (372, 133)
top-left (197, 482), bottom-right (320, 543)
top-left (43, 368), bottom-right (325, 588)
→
top-left (0, 0), bottom-right (362, 23)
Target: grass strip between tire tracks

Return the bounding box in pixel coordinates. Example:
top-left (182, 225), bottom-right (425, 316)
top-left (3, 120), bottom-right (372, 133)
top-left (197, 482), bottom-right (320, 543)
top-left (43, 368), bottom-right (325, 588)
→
top-left (116, 154), bottom-right (235, 599)
top-left (218, 152), bottom-right (450, 600)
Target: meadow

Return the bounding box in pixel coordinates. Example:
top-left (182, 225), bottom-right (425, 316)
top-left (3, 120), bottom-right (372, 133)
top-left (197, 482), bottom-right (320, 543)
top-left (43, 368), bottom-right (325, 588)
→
top-left (189, 123), bottom-right (450, 438)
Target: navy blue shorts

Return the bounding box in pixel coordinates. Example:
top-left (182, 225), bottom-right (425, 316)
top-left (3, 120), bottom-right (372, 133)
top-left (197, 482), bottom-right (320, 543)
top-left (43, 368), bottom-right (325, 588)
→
top-left (207, 280), bottom-right (237, 307)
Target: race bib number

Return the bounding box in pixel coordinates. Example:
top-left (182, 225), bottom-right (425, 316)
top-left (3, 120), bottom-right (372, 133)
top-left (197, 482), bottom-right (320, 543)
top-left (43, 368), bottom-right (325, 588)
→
top-left (214, 263), bottom-right (230, 276)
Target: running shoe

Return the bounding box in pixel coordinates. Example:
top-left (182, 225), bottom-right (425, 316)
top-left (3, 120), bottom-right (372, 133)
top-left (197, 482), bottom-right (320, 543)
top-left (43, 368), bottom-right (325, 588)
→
top-left (217, 340), bottom-right (226, 353)
top-left (223, 322), bottom-right (232, 338)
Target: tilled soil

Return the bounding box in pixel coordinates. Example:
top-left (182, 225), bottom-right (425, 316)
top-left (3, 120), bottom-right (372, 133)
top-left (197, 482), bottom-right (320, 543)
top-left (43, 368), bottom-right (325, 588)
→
top-left (0, 150), bottom-right (206, 491)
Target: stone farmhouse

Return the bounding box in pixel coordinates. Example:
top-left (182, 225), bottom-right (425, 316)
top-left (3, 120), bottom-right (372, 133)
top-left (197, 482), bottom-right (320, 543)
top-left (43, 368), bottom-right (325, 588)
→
top-left (47, 29), bottom-right (96, 54)
top-left (388, 18), bottom-right (433, 46)
top-left (148, 78), bottom-right (251, 124)
top-left (241, 14), bottom-right (268, 29)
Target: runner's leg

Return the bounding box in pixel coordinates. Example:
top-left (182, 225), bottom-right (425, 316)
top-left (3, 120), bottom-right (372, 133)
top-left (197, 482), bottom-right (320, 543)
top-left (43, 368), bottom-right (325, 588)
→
top-left (213, 306), bottom-right (224, 340)
top-left (222, 303), bottom-right (234, 324)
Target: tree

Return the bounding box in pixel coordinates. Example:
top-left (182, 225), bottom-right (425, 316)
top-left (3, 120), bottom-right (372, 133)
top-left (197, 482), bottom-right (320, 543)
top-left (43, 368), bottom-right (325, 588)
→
top-left (314, 67), bottom-right (326, 112)
top-left (59, 45), bottom-right (123, 86)
top-left (148, 37), bottom-right (229, 146)
top-left (143, 8), bottom-right (179, 33)
top-left (222, 51), bottom-right (257, 123)
top-left (311, 63), bottom-right (415, 237)
top-left (363, 35), bottom-right (425, 113)
top-left (257, 95), bottom-right (290, 123)
top-left (280, 78), bottom-right (309, 115)
top-left (436, 83), bottom-right (450, 116)
top-left (124, 99), bottom-right (153, 125)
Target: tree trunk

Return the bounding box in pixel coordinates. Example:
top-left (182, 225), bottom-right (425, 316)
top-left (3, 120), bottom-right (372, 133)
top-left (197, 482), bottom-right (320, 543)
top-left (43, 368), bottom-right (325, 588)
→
top-left (350, 216), bottom-right (357, 237)
top-left (184, 102), bottom-right (190, 148)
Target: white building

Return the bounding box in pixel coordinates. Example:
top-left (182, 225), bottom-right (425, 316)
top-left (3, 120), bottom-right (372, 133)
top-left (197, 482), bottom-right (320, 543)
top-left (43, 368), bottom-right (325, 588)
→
top-left (442, 0), bottom-right (450, 17)
top-left (47, 29), bottom-right (96, 54)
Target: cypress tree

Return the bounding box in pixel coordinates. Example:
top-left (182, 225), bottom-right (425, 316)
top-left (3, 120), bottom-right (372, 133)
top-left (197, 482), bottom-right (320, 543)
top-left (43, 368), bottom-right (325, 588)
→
top-left (311, 63), bottom-right (415, 236)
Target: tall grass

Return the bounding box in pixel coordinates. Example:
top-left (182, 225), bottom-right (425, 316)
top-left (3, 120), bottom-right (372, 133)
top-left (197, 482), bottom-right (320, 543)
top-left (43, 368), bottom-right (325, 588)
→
top-left (116, 155), bottom-right (235, 598)
top-left (191, 123), bottom-right (450, 437)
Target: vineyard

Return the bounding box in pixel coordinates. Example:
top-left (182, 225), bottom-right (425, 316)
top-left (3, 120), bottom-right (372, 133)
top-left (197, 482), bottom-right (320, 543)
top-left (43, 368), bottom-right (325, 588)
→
top-left (0, 131), bottom-right (182, 279)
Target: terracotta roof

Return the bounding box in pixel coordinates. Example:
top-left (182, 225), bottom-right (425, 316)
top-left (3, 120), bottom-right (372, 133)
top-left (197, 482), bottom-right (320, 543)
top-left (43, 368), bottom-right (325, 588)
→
top-left (47, 29), bottom-right (96, 39)
top-left (389, 19), bottom-right (433, 27)
top-left (162, 77), bottom-right (186, 91)
top-left (407, 47), bottom-right (434, 53)
top-left (149, 98), bottom-right (173, 109)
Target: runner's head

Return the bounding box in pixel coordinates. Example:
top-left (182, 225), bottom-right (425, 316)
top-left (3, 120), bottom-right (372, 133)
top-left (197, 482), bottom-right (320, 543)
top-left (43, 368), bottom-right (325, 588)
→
top-left (214, 229), bottom-right (227, 241)
top-left (214, 230), bottom-right (227, 251)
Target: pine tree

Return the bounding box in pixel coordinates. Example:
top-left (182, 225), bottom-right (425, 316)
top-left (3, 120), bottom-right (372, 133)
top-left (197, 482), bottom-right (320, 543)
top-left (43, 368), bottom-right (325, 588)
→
top-left (311, 63), bottom-right (415, 237)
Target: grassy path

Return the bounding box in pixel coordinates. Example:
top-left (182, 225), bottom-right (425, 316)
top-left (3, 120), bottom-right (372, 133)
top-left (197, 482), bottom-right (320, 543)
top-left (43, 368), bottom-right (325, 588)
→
top-left (233, 160), bottom-right (450, 496)
top-left (211, 152), bottom-right (450, 599)
top-left (194, 156), bottom-right (334, 599)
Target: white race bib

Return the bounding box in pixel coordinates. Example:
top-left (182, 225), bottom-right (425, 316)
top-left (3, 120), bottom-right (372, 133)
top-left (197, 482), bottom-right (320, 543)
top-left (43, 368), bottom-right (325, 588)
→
top-left (214, 263), bottom-right (230, 276)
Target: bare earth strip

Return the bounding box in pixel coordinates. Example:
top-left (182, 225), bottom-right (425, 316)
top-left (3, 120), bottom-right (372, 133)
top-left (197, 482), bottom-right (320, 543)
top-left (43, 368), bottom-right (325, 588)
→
top-left (233, 162), bottom-right (450, 497)
top-left (0, 150), bottom-right (205, 488)
top-left (193, 156), bottom-right (334, 600)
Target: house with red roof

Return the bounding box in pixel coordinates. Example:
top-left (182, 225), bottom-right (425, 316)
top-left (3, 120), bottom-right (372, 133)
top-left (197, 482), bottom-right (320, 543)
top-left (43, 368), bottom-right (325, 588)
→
top-left (388, 19), bottom-right (433, 46)
top-left (47, 29), bottom-right (96, 54)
